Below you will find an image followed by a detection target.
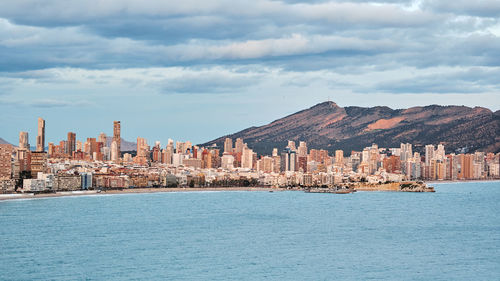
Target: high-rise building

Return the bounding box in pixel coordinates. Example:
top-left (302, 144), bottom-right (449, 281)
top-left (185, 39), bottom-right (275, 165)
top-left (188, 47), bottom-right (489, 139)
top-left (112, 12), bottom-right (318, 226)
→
top-left (102, 147), bottom-right (111, 161)
top-left (111, 141), bottom-right (119, 162)
top-left (19, 132), bottom-right (29, 150)
top-left (309, 149), bottom-right (329, 165)
top-left (176, 141), bottom-right (186, 154)
top-left (298, 156), bottom-right (307, 172)
top-left (235, 138), bottom-right (244, 154)
top-left (48, 142), bottom-right (55, 157)
top-left (383, 155), bottom-right (401, 174)
top-left (335, 150), bottom-right (344, 165)
top-left (242, 146), bottom-right (253, 169)
top-left (135, 137), bottom-right (149, 165)
top-left (201, 150), bottom-right (212, 169)
top-left (425, 144), bottom-right (435, 167)
top-left (257, 156), bottom-right (274, 173)
top-left (76, 140), bottom-right (83, 152)
top-left (36, 117), bottom-right (45, 152)
top-left (436, 144), bottom-right (445, 160)
top-left (0, 144), bottom-right (13, 179)
top-left (162, 146), bottom-right (173, 164)
top-left (152, 145), bottom-right (161, 163)
top-left (67, 132), bottom-right (76, 156)
top-left (211, 148), bottom-right (221, 168)
top-left (297, 141), bottom-right (307, 157)
top-left (224, 138), bottom-right (233, 154)
top-left (30, 151), bottom-right (47, 178)
top-left (280, 148), bottom-right (296, 172)
top-left (98, 132), bottom-right (107, 145)
top-left (85, 138), bottom-right (99, 158)
top-left (221, 154), bottom-right (235, 169)
top-left (113, 121), bottom-right (121, 156)
top-left (400, 143), bottom-right (412, 162)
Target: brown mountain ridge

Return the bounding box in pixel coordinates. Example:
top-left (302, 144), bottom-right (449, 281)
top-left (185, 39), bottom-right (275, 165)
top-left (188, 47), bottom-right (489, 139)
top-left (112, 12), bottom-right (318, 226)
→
top-left (202, 101), bottom-right (500, 155)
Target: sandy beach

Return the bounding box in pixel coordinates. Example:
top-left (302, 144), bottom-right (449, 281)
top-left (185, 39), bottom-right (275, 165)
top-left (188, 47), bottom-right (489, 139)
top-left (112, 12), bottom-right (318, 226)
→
top-left (0, 187), bottom-right (280, 201)
top-left (2, 179), bottom-right (498, 201)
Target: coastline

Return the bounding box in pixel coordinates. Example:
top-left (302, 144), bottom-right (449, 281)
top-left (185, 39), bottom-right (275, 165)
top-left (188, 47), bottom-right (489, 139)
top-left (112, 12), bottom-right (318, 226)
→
top-left (0, 187), bottom-right (280, 202)
top-left (2, 179), bottom-right (498, 201)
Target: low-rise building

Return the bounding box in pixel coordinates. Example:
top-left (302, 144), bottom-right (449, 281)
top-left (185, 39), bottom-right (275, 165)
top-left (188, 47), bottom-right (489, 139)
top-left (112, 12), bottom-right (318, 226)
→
top-left (23, 179), bottom-right (47, 192)
top-left (0, 179), bottom-right (16, 193)
top-left (53, 174), bottom-right (81, 191)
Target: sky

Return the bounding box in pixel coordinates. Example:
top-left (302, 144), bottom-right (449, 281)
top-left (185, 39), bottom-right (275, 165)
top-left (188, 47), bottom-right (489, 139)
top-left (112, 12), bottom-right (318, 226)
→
top-left (1, 0), bottom-right (499, 146)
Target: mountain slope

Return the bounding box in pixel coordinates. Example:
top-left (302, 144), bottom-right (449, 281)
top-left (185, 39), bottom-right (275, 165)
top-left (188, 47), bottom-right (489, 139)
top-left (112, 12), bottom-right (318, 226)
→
top-left (105, 137), bottom-right (137, 151)
top-left (0, 138), bottom-right (12, 145)
top-left (202, 102), bottom-right (500, 155)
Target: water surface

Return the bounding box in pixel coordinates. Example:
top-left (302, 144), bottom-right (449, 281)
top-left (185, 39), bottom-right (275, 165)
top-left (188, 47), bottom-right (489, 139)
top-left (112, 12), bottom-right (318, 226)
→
top-left (1, 182), bottom-right (499, 280)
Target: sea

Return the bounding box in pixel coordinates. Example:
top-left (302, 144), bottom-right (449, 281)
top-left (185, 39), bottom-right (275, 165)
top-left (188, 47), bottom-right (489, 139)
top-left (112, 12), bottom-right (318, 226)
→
top-left (1, 181), bottom-right (499, 280)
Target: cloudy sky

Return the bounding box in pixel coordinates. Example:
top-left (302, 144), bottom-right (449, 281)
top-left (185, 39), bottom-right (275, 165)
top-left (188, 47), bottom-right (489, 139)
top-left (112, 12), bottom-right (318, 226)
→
top-left (1, 0), bottom-right (499, 145)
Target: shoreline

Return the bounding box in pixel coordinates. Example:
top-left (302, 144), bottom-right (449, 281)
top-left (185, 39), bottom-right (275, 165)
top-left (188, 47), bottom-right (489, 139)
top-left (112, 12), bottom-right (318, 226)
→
top-left (0, 187), bottom-right (280, 202)
top-left (2, 179), bottom-right (498, 201)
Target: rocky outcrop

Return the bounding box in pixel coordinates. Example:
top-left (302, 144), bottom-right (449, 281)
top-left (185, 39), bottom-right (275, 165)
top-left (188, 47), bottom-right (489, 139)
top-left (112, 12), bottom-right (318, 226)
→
top-left (399, 182), bottom-right (435, 192)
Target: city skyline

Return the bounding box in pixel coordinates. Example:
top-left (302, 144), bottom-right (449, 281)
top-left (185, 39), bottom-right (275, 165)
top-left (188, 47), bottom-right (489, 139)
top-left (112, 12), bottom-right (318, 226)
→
top-left (1, 2), bottom-right (499, 279)
top-left (1, 114), bottom-right (497, 194)
top-left (2, 100), bottom-right (498, 148)
top-left (1, 0), bottom-right (500, 145)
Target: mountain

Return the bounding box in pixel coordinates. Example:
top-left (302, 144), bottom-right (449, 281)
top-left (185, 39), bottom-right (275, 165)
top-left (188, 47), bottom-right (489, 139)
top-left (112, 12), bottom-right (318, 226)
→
top-left (105, 137), bottom-right (137, 151)
top-left (0, 138), bottom-right (12, 145)
top-left (201, 102), bottom-right (500, 155)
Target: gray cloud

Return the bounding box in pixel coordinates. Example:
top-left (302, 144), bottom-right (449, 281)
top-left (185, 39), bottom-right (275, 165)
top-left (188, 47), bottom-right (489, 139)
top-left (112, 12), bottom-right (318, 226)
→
top-left (376, 67), bottom-right (500, 94)
top-left (0, 0), bottom-right (499, 99)
top-left (0, 98), bottom-right (92, 108)
top-left (33, 99), bottom-right (92, 108)
top-left (423, 0), bottom-right (500, 17)
top-left (161, 71), bottom-right (262, 94)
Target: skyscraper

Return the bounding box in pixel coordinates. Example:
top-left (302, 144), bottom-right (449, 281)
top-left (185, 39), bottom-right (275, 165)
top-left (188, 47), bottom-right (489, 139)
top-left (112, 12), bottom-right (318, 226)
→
top-left (234, 138), bottom-right (244, 154)
top-left (224, 138), bottom-right (233, 154)
top-left (335, 150), bottom-right (344, 165)
top-left (19, 131), bottom-right (29, 150)
top-left (435, 144), bottom-right (445, 160)
top-left (297, 141), bottom-right (307, 157)
top-left (113, 121), bottom-right (121, 156)
top-left (136, 137), bottom-right (149, 165)
top-left (98, 132), bottom-right (107, 145)
top-left (0, 144), bottom-right (13, 179)
top-left (111, 140), bottom-right (119, 162)
top-left (36, 117), bottom-right (45, 152)
top-left (67, 132), bottom-right (76, 156)
top-left (242, 146), bottom-right (253, 169)
top-left (425, 144), bottom-right (435, 167)
top-left (76, 140), bottom-right (83, 152)
top-left (280, 147), bottom-right (296, 172)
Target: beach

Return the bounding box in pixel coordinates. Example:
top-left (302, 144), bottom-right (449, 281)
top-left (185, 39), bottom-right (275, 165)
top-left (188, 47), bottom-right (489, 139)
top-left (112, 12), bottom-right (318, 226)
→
top-left (0, 187), bottom-right (279, 201)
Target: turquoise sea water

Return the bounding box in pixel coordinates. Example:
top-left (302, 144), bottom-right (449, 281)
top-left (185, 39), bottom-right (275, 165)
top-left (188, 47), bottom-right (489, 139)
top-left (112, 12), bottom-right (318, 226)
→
top-left (1, 182), bottom-right (499, 280)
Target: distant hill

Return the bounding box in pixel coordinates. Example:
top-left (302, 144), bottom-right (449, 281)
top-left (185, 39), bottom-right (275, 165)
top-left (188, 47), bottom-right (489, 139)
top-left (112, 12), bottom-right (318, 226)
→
top-left (105, 137), bottom-right (137, 151)
top-left (0, 137), bottom-right (12, 145)
top-left (201, 101), bottom-right (500, 155)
